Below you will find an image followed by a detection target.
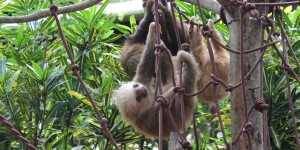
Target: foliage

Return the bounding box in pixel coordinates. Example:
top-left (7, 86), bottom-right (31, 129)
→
top-left (0, 0), bottom-right (299, 149)
top-left (0, 0), bottom-right (142, 149)
top-left (263, 6), bottom-right (300, 150)
top-left (264, 64), bottom-right (300, 150)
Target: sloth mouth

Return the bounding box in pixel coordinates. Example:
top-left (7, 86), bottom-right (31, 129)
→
top-left (136, 96), bottom-right (143, 102)
top-left (136, 93), bottom-right (147, 102)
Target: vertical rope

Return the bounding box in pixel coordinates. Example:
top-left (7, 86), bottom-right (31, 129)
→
top-left (48, 1), bottom-right (119, 149)
top-left (276, 8), bottom-right (300, 149)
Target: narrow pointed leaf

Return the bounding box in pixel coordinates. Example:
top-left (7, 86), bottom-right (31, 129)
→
top-left (6, 70), bottom-right (20, 93)
top-left (269, 126), bottom-right (281, 149)
top-left (0, 57), bottom-right (6, 80)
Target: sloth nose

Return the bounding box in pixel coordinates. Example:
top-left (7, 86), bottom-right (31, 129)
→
top-left (142, 88), bottom-right (147, 96)
top-left (136, 87), bottom-right (147, 102)
top-left (137, 87), bottom-right (147, 97)
top-left (141, 87), bottom-right (147, 97)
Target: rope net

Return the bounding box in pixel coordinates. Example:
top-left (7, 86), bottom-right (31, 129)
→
top-left (0, 0), bottom-right (299, 150)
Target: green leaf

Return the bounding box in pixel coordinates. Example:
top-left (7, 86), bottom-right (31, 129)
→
top-left (16, 26), bottom-right (24, 47)
top-left (15, 0), bottom-right (25, 8)
top-left (129, 15), bottom-right (137, 29)
top-left (215, 23), bottom-right (229, 36)
top-left (282, 11), bottom-right (292, 28)
top-left (103, 34), bottom-right (123, 43)
top-left (101, 53), bottom-right (119, 59)
top-left (3, 4), bottom-right (23, 12)
top-left (42, 67), bottom-right (49, 81)
top-left (102, 30), bottom-right (114, 40)
top-left (69, 13), bottom-right (88, 27)
top-left (201, 132), bottom-right (210, 149)
top-left (68, 91), bottom-right (92, 107)
top-left (97, 17), bottom-right (115, 33)
top-left (0, 3), bottom-right (7, 9)
top-left (176, 0), bottom-right (192, 15)
top-left (39, 17), bottom-right (55, 33)
top-left (0, 56), bottom-right (6, 80)
top-left (28, 0), bottom-right (36, 8)
top-left (292, 40), bottom-right (300, 51)
top-left (90, 2), bottom-right (108, 27)
top-left (6, 70), bottom-right (20, 93)
top-left (26, 61), bottom-right (43, 80)
top-left (100, 74), bottom-right (113, 94)
top-left (269, 126), bottom-right (281, 149)
top-left (81, 10), bottom-right (92, 25)
top-left (45, 67), bottom-right (66, 92)
top-left (113, 23), bottom-right (131, 34)
top-left (98, 0), bottom-right (109, 15)
top-left (62, 28), bottom-right (82, 46)
top-left (28, 49), bottom-right (44, 61)
top-left (292, 7), bottom-right (300, 28)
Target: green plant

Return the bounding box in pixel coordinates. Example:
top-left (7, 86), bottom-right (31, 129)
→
top-left (264, 64), bottom-right (300, 150)
top-left (0, 0), bottom-right (139, 149)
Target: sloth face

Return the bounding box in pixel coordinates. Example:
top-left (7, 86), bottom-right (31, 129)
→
top-left (132, 83), bottom-right (147, 102)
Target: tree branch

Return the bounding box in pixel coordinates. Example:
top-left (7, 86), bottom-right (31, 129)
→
top-left (0, 0), bottom-right (101, 23)
top-left (180, 0), bottom-right (221, 14)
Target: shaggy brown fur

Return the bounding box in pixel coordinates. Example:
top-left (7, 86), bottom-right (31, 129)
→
top-left (188, 19), bottom-right (230, 101)
top-left (120, 17), bottom-right (230, 102)
top-left (113, 23), bottom-right (198, 138)
top-left (120, 0), bottom-right (188, 77)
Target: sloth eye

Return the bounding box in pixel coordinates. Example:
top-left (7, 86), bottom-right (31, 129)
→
top-left (133, 83), bottom-right (139, 88)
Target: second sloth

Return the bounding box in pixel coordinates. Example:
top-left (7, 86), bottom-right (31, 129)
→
top-left (113, 23), bottom-right (199, 138)
top-left (120, 1), bottom-right (230, 101)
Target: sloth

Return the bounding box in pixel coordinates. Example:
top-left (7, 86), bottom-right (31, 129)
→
top-left (120, 17), bottom-right (230, 102)
top-left (120, 0), bottom-right (229, 101)
top-left (188, 19), bottom-right (230, 101)
top-left (113, 22), bottom-right (199, 138)
top-left (120, 0), bottom-right (188, 77)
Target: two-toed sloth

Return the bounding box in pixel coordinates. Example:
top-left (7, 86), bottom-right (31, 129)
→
top-left (113, 23), bottom-right (199, 138)
top-left (120, 0), bottom-right (188, 77)
top-left (189, 19), bottom-right (230, 101)
top-left (120, 0), bottom-right (230, 101)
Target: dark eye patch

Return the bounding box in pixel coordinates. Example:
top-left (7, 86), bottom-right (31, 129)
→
top-left (133, 83), bottom-right (139, 88)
